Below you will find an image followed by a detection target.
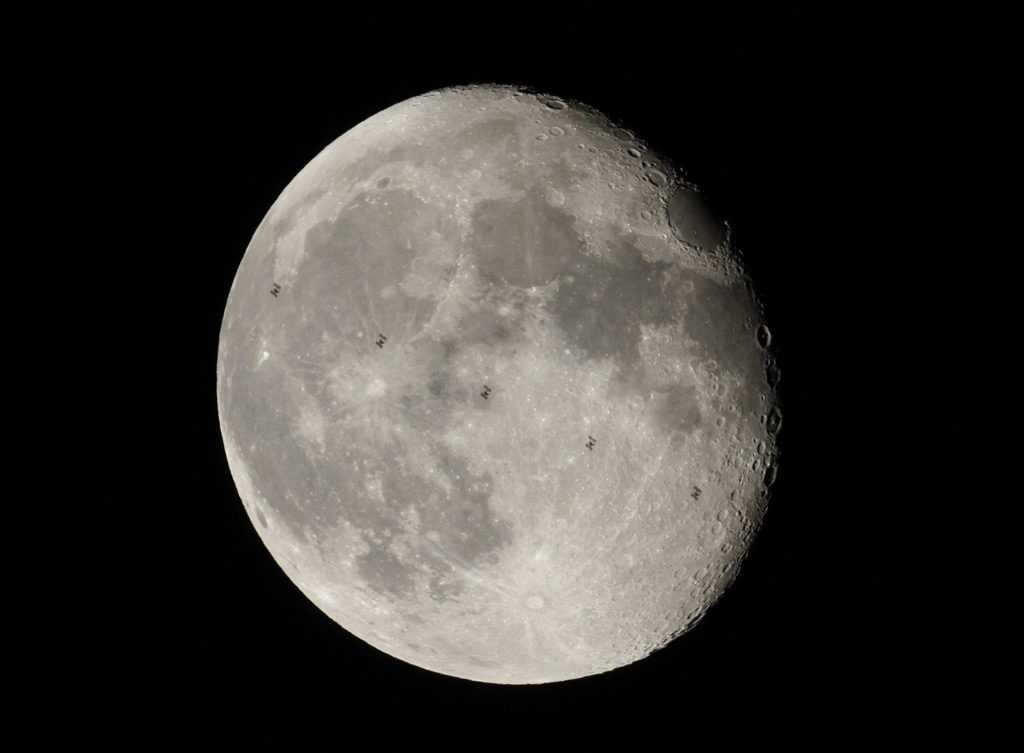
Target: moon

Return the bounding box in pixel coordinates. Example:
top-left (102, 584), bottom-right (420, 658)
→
top-left (217, 84), bottom-right (780, 684)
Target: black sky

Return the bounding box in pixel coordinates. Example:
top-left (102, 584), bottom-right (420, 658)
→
top-left (10, 6), bottom-right (1018, 747)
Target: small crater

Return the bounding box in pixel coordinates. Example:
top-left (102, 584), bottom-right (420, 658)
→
top-left (627, 147), bottom-right (642, 158)
top-left (766, 361), bottom-right (781, 387)
top-left (765, 406), bottom-right (783, 435)
top-left (256, 510), bottom-right (268, 528)
top-left (548, 126), bottom-right (565, 136)
top-left (377, 177), bottom-right (390, 188)
top-left (756, 324), bottom-right (772, 349)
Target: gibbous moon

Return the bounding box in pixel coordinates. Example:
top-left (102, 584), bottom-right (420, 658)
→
top-left (217, 85), bottom-right (780, 684)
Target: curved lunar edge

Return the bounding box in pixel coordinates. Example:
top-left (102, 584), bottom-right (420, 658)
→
top-left (217, 84), bottom-right (781, 684)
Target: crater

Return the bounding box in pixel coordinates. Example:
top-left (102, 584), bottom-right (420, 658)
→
top-left (537, 95), bottom-right (567, 110)
top-left (668, 188), bottom-right (726, 250)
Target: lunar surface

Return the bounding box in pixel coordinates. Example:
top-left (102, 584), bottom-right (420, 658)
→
top-left (217, 84), bottom-right (781, 684)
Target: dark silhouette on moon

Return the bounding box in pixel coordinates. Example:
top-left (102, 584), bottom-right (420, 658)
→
top-left (217, 84), bottom-right (780, 683)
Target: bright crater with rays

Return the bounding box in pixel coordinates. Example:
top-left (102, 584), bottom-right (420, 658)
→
top-left (217, 84), bottom-right (781, 683)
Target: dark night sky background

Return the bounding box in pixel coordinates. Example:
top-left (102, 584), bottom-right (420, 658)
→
top-left (10, 5), bottom-right (1018, 747)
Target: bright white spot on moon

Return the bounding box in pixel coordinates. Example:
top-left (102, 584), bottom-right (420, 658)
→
top-left (217, 84), bottom-right (781, 685)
